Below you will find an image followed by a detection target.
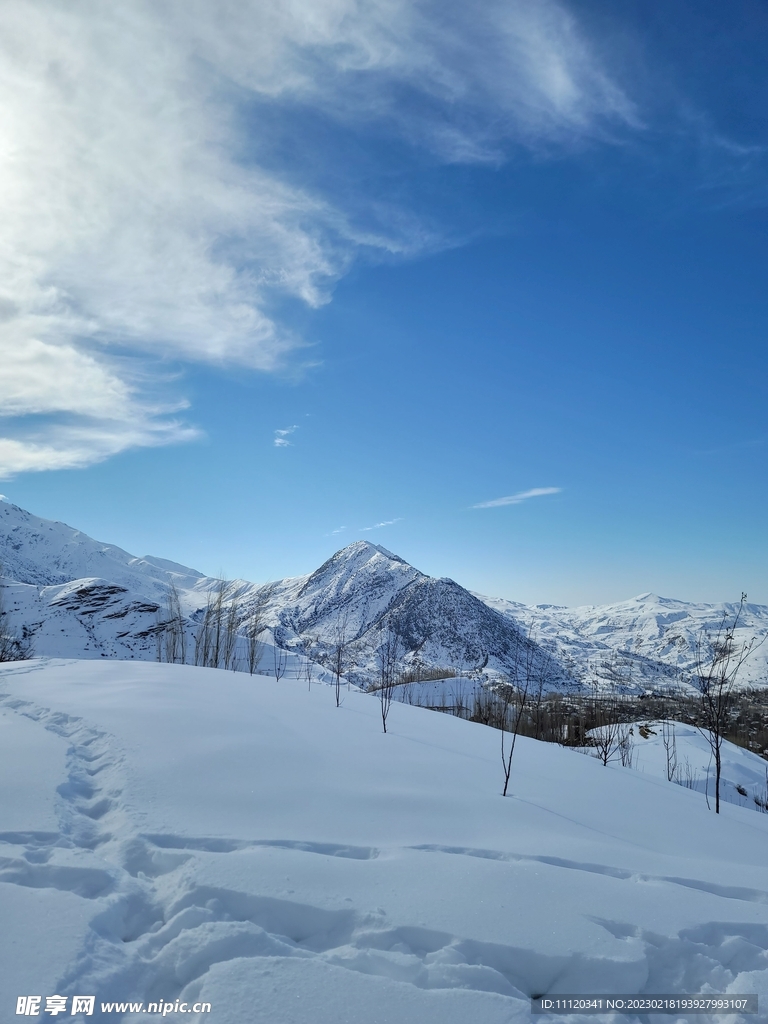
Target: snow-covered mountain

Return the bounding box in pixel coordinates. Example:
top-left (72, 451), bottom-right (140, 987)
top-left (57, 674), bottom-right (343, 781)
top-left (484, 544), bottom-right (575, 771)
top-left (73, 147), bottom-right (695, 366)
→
top-left (0, 502), bottom-right (214, 662)
top-left (482, 591), bottom-right (768, 690)
top-left (0, 500), bottom-right (204, 594)
top-left (0, 502), bottom-right (572, 687)
top-left (2, 499), bottom-right (767, 691)
top-left (253, 542), bottom-right (576, 688)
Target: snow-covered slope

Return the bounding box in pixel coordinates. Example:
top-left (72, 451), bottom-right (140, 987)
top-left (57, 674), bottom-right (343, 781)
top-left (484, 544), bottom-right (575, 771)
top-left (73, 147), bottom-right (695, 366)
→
top-left (584, 719), bottom-right (768, 812)
top-left (624, 720), bottom-right (768, 812)
top-left (1, 659), bottom-right (766, 1023)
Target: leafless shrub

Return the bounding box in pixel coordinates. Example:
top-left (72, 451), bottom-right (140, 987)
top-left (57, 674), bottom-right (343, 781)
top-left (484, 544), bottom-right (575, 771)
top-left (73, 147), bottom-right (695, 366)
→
top-left (672, 756), bottom-right (699, 790)
top-left (501, 635), bottom-right (537, 796)
top-left (501, 676), bottom-right (530, 797)
top-left (618, 727), bottom-right (636, 768)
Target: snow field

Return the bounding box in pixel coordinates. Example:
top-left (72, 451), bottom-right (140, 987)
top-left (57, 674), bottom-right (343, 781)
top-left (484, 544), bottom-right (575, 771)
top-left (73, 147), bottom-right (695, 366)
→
top-left (585, 721), bottom-right (768, 813)
top-left (0, 658), bottom-right (767, 1023)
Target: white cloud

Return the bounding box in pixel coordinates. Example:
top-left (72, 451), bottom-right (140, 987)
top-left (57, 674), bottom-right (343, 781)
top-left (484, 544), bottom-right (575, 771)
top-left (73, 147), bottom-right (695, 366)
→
top-left (472, 487), bottom-right (561, 509)
top-left (0, 0), bottom-right (633, 475)
top-left (273, 425), bottom-right (299, 447)
top-left (0, 334), bottom-right (198, 477)
top-left (360, 517), bottom-right (403, 531)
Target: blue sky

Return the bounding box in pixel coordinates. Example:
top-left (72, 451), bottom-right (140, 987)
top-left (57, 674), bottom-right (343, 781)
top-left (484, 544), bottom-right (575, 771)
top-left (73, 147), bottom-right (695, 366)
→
top-left (1, 0), bottom-right (767, 605)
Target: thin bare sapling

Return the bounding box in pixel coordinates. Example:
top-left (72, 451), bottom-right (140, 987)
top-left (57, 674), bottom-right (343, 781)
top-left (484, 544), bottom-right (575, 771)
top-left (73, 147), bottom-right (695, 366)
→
top-left (693, 594), bottom-right (763, 813)
top-left (377, 621), bottom-right (404, 734)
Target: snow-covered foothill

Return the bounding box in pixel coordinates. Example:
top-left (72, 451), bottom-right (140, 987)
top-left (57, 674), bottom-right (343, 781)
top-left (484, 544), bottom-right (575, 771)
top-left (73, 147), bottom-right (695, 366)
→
top-left (1, 658), bottom-right (767, 1023)
top-left (597, 720), bottom-right (768, 814)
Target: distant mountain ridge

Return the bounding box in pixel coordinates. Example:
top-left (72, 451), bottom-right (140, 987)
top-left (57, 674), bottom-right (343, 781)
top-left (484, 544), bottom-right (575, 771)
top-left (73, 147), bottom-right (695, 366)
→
top-left (0, 501), bottom-right (204, 593)
top-left (1, 500), bottom-right (767, 690)
top-left (481, 591), bottom-right (768, 689)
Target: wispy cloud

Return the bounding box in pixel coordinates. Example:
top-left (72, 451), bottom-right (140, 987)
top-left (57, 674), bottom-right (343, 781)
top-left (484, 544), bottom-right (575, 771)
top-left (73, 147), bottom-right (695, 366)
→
top-left (326, 526), bottom-right (347, 536)
top-left (0, 1), bottom-right (632, 476)
top-left (472, 487), bottom-right (561, 509)
top-left (273, 425), bottom-right (299, 447)
top-left (360, 517), bottom-right (403, 531)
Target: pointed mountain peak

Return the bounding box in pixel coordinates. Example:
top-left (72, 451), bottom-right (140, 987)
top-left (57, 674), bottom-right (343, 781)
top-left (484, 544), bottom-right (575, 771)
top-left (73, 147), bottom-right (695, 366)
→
top-left (331, 540), bottom-right (408, 565)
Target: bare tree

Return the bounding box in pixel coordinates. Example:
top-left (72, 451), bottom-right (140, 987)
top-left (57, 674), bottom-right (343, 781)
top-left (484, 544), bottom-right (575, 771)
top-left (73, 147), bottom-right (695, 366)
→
top-left (222, 588), bottom-right (240, 671)
top-left (500, 635), bottom-right (535, 796)
top-left (693, 594), bottom-right (762, 813)
top-left (194, 582), bottom-right (221, 668)
top-left (209, 581), bottom-right (226, 669)
top-left (591, 714), bottom-right (625, 767)
top-left (500, 676), bottom-right (530, 797)
top-left (529, 641), bottom-right (556, 741)
top-left (272, 636), bottom-right (287, 682)
top-left (298, 633), bottom-right (317, 691)
top-left (194, 579), bottom-right (240, 670)
top-left (156, 582), bottom-right (187, 665)
top-left (377, 622), bottom-right (404, 734)
top-left (0, 574), bottom-right (33, 662)
top-left (329, 608), bottom-right (350, 708)
top-left (661, 720), bottom-right (678, 782)
top-left (245, 584), bottom-right (273, 676)
top-left (193, 593), bottom-right (212, 668)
